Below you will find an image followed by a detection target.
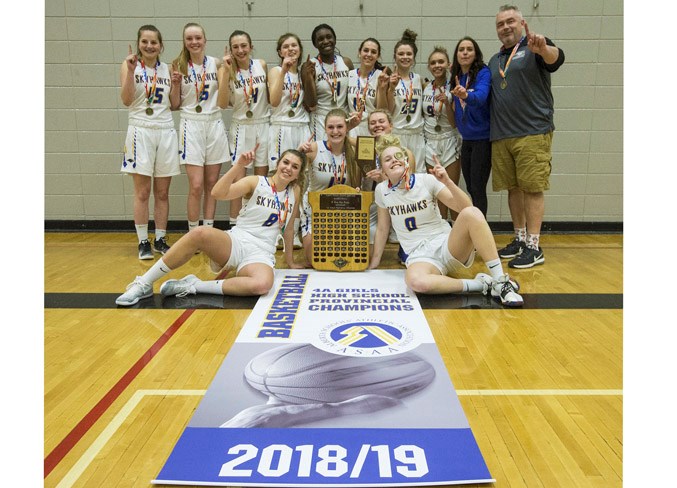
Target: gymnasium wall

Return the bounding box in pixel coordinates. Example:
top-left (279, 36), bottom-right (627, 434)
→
top-left (44, 0), bottom-right (623, 225)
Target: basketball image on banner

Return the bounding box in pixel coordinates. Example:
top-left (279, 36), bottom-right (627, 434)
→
top-left (153, 270), bottom-right (494, 486)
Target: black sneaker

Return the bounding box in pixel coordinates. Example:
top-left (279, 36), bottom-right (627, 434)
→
top-left (138, 239), bottom-right (153, 260)
top-left (153, 236), bottom-right (171, 255)
top-left (498, 238), bottom-right (526, 259)
top-left (508, 246), bottom-right (545, 269)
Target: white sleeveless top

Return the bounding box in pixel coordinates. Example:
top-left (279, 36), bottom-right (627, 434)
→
top-left (306, 141), bottom-right (351, 193)
top-left (422, 80), bottom-right (453, 135)
top-left (347, 67), bottom-right (382, 133)
top-left (237, 176), bottom-right (299, 254)
top-left (311, 54), bottom-right (350, 115)
top-left (270, 69), bottom-right (309, 124)
top-left (179, 55), bottom-right (221, 116)
top-left (391, 72), bottom-right (424, 131)
top-left (374, 173), bottom-right (449, 255)
top-left (230, 59), bottom-right (270, 122)
top-left (128, 61), bottom-right (173, 128)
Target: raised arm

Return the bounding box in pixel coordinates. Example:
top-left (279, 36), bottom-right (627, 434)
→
top-left (120, 44), bottom-right (137, 106)
top-left (428, 154), bottom-right (472, 212)
top-left (211, 145), bottom-right (260, 200)
top-left (216, 45), bottom-right (232, 109)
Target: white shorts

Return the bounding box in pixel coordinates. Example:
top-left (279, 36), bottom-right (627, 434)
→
top-left (299, 192), bottom-right (313, 237)
top-left (405, 229), bottom-right (475, 276)
top-left (209, 226), bottom-right (276, 274)
top-left (392, 131), bottom-right (426, 173)
top-left (229, 121), bottom-right (269, 168)
top-left (121, 125), bottom-right (180, 177)
top-left (178, 116), bottom-right (230, 166)
top-left (425, 130), bottom-right (462, 168)
top-left (268, 123), bottom-right (311, 172)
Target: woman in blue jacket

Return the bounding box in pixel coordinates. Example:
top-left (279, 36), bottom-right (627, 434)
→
top-left (450, 36), bottom-right (492, 216)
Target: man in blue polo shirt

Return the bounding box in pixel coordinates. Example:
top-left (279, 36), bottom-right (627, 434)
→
top-left (489, 4), bottom-right (565, 268)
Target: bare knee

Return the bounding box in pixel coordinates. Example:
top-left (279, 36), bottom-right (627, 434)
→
top-left (405, 274), bottom-right (432, 294)
top-left (457, 206), bottom-right (485, 224)
top-left (250, 277), bottom-right (274, 296)
top-left (189, 180), bottom-right (204, 197)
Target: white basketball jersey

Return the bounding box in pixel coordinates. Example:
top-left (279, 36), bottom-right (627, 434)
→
top-left (347, 68), bottom-right (381, 132)
top-left (422, 80), bottom-right (453, 135)
top-left (391, 72), bottom-right (423, 130)
top-left (270, 69), bottom-right (308, 124)
top-left (311, 55), bottom-right (350, 115)
top-left (374, 173), bottom-right (450, 255)
top-left (230, 59), bottom-right (270, 121)
top-left (306, 141), bottom-right (353, 193)
top-left (237, 176), bottom-right (298, 253)
top-left (180, 56), bottom-right (220, 115)
top-left (128, 61), bottom-right (173, 125)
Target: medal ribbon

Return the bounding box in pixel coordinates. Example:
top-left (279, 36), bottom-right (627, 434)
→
top-left (355, 68), bottom-right (375, 113)
top-left (286, 72), bottom-right (301, 108)
top-left (398, 72), bottom-right (414, 116)
top-left (433, 78), bottom-right (449, 118)
top-left (140, 60), bottom-right (158, 107)
top-left (267, 177), bottom-right (290, 232)
top-left (189, 56), bottom-right (207, 104)
top-left (330, 150), bottom-right (346, 185)
top-left (317, 55), bottom-right (338, 103)
top-left (237, 59), bottom-right (254, 109)
top-left (386, 150), bottom-right (412, 191)
top-left (498, 36), bottom-right (524, 84)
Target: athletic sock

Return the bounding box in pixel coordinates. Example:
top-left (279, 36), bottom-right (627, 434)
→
top-left (527, 233), bottom-right (540, 250)
top-left (135, 224), bottom-right (149, 243)
top-left (188, 220), bottom-right (199, 232)
top-left (155, 229), bottom-right (167, 240)
top-left (203, 219), bottom-right (214, 227)
top-left (462, 278), bottom-right (486, 293)
top-left (140, 258), bottom-right (172, 284)
top-left (515, 227), bottom-right (527, 242)
top-left (194, 279), bottom-right (225, 295)
top-left (486, 258), bottom-right (504, 280)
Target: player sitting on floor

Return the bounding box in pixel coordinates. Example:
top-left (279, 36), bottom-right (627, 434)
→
top-left (116, 148), bottom-right (307, 306)
top-left (368, 135), bottom-right (523, 307)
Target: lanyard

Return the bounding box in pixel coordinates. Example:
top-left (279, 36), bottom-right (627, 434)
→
top-left (286, 72), bottom-right (301, 108)
top-left (140, 60), bottom-right (158, 106)
top-left (188, 56), bottom-right (207, 104)
top-left (266, 177), bottom-right (290, 232)
top-left (330, 150), bottom-right (346, 185)
top-left (317, 55), bottom-right (338, 103)
top-left (355, 68), bottom-right (375, 112)
top-left (237, 59), bottom-right (254, 107)
top-left (498, 37), bottom-right (524, 83)
top-left (398, 72), bottom-right (414, 113)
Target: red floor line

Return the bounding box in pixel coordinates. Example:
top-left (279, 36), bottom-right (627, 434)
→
top-left (44, 308), bottom-right (195, 478)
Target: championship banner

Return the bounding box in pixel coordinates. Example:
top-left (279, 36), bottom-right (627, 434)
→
top-left (154, 270), bottom-right (493, 486)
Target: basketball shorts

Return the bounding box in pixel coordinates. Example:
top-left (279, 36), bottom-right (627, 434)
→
top-left (121, 125), bottom-right (180, 177)
top-left (405, 229), bottom-right (475, 276)
top-left (178, 115), bottom-right (230, 166)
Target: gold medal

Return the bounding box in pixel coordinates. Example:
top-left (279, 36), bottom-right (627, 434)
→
top-left (434, 124), bottom-right (441, 133)
top-left (500, 79), bottom-right (507, 89)
top-left (406, 114), bottom-right (411, 123)
top-left (195, 105), bottom-right (202, 113)
top-left (145, 107), bottom-right (154, 116)
top-left (246, 110), bottom-right (253, 118)
top-left (287, 109), bottom-right (295, 117)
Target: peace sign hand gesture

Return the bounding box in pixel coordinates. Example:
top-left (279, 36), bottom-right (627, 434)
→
top-left (428, 154), bottom-right (451, 184)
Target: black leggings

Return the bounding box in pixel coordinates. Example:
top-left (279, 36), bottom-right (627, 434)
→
top-left (460, 139), bottom-right (492, 216)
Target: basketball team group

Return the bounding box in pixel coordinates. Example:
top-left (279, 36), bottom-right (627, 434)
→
top-left (115, 4), bottom-right (565, 309)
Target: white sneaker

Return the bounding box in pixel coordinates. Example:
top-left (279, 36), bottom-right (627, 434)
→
top-left (160, 274), bottom-right (200, 297)
top-left (491, 274), bottom-right (523, 307)
top-left (276, 235), bottom-right (284, 250)
top-left (116, 277), bottom-right (153, 306)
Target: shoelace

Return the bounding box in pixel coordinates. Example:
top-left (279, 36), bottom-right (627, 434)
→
top-left (175, 285), bottom-right (195, 298)
top-left (126, 279), bottom-right (147, 292)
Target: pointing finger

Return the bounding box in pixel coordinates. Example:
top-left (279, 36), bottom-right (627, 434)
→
top-left (128, 44), bottom-right (133, 55)
top-left (524, 21), bottom-right (530, 39)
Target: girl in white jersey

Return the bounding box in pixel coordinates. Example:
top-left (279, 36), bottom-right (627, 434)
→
top-left (217, 30), bottom-right (271, 228)
top-left (297, 109), bottom-right (363, 265)
top-left (172, 23), bottom-right (230, 233)
top-left (120, 25), bottom-right (180, 261)
top-left (116, 148), bottom-right (307, 306)
top-left (422, 46), bottom-right (462, 222)
top-left (300, 24), bottom-right (354, 142)
top-left (369, 135), bottom-right (523, 307)
top-left (347, 38), bottom-right (387, 137)
top-left (386, 29), bottom-right (425, 173)
top-left (268, 33), bottom-right (311, 250)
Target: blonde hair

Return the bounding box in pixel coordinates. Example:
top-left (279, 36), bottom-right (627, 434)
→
top-left (173, 23), bottom-right (206, 76)
top-left (324, 109), bottom-right (361, 186)
top-left (375, 134), bottom-right (404, 158)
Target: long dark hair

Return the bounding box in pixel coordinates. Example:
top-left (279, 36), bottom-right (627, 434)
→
top-left (394, 29), bottom-right (418, 59)
top-left (359, 37), bottom-right (384, 71)
top-left (450, 36), bottom-right (485, 89)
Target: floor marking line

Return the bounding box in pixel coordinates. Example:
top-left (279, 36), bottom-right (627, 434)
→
top-left (44, 309), bottom-right (196, 479)
top-left (54, 388), bottom-right (622, 487)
